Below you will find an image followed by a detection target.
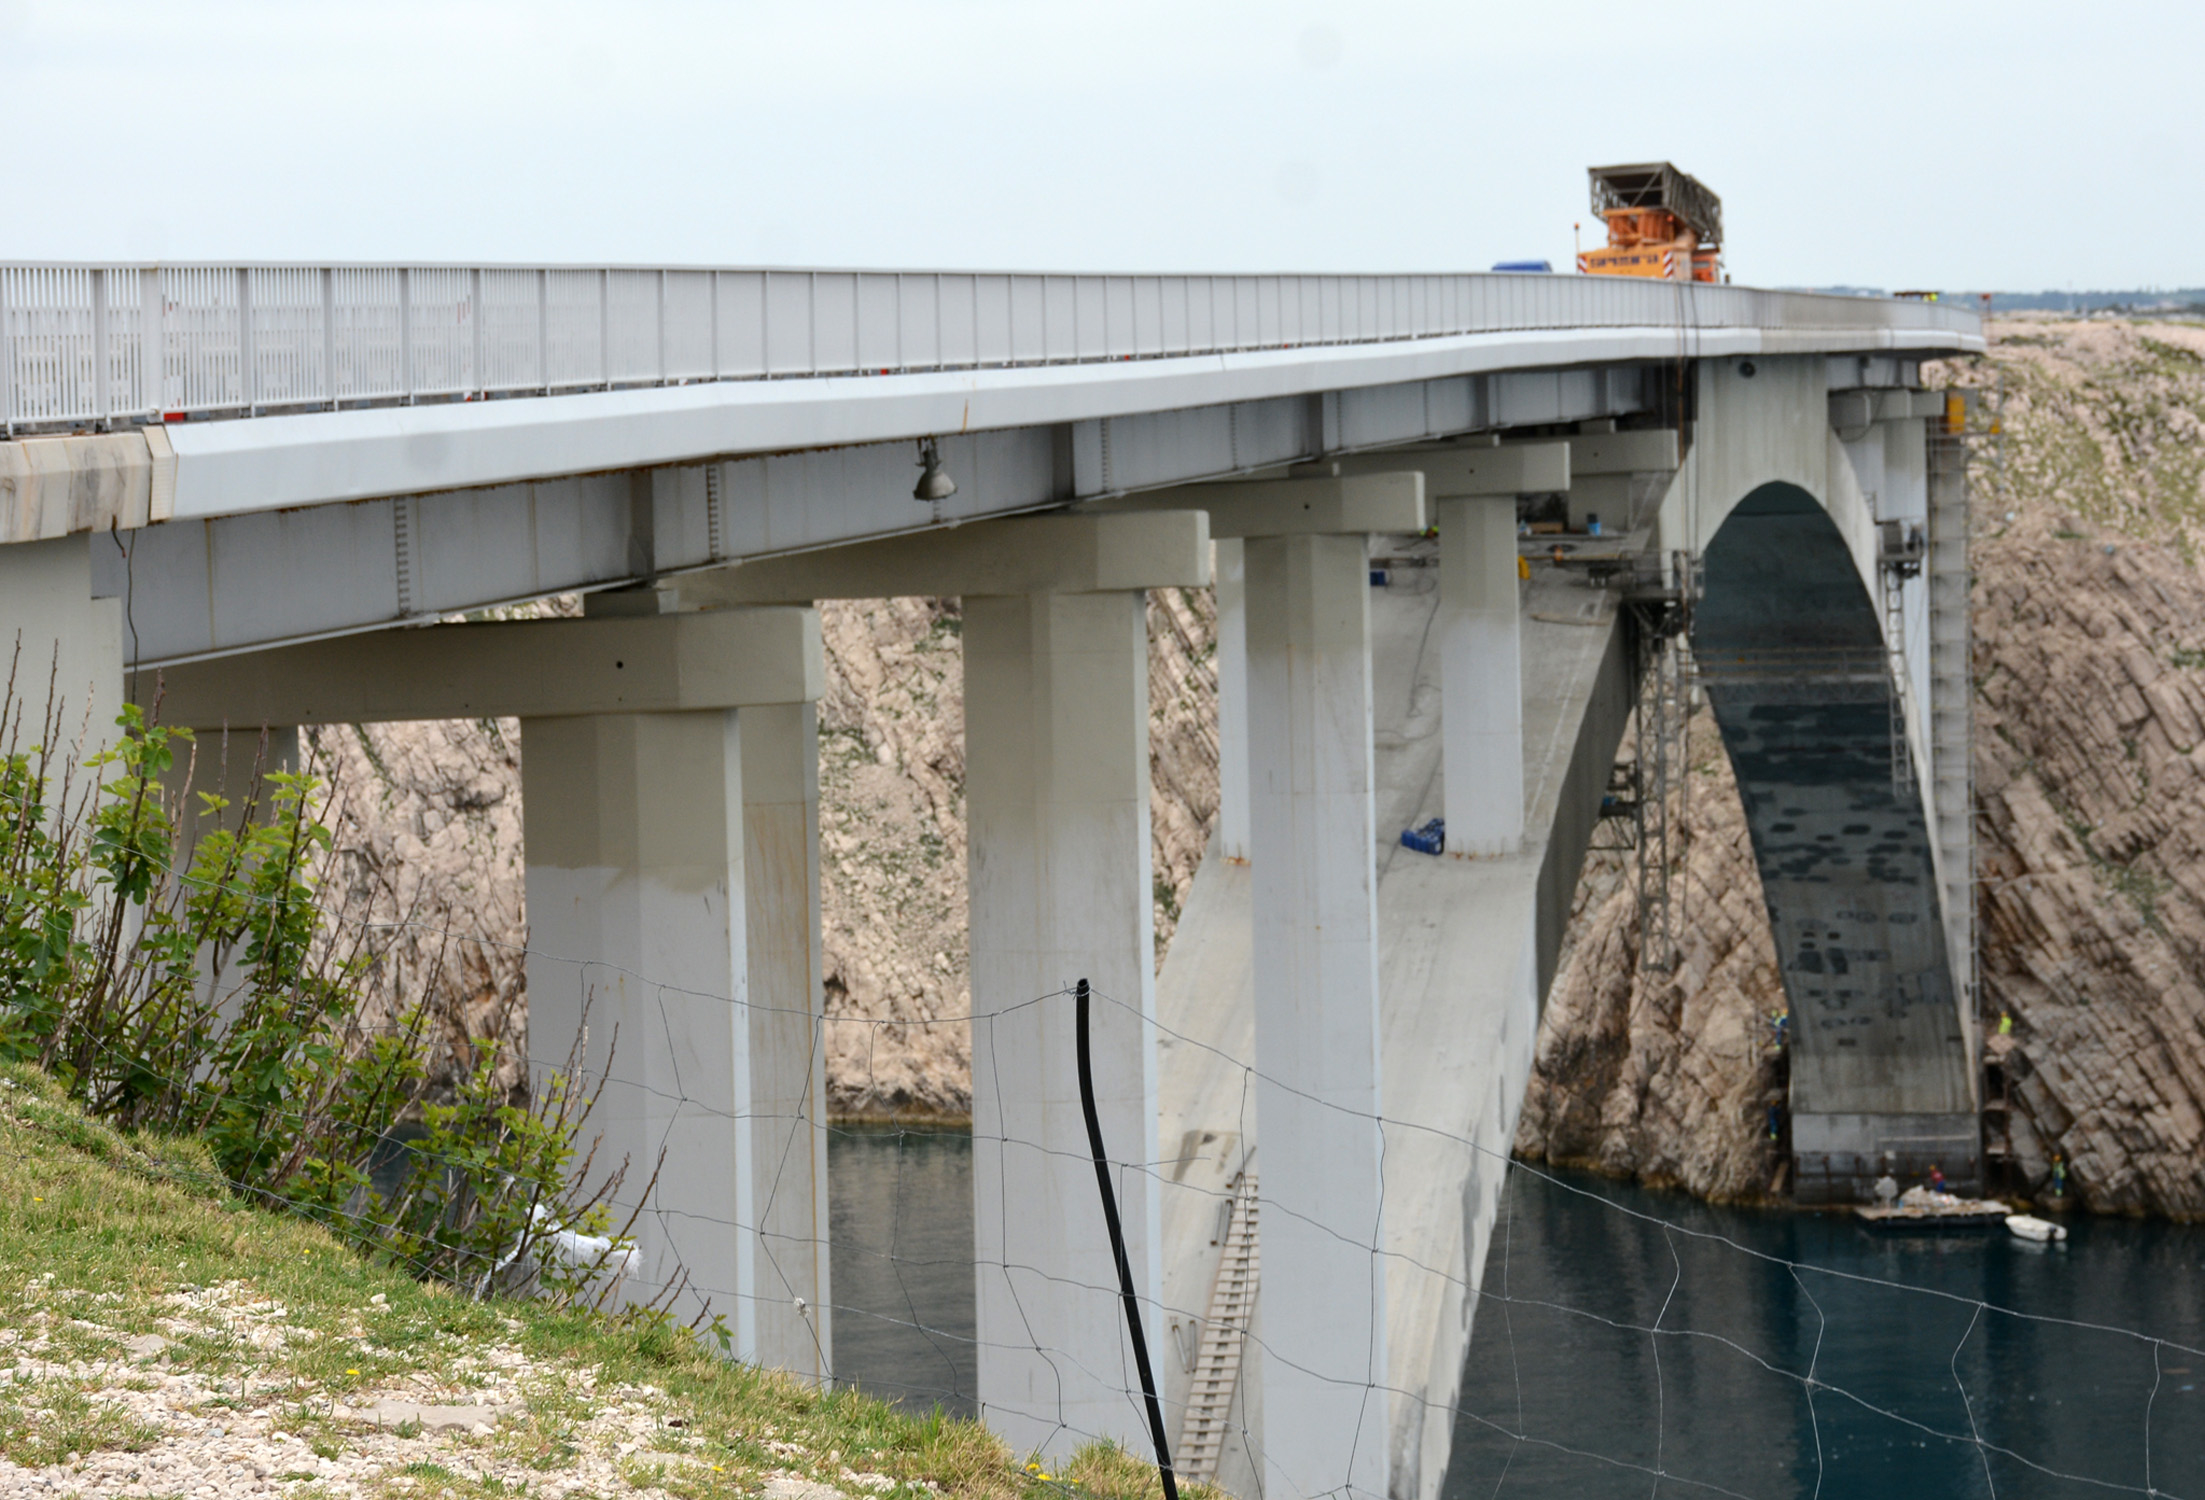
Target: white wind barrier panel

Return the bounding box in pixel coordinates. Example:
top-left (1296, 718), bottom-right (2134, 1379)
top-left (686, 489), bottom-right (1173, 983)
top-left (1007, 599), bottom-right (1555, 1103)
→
top-left (246, 267), bottom-right (325, 411)
top-left (606, 271), bottom-right (661, 385)
top-left (407, 268), bottom-right (474, 401)
top-left (544, 270), bottom-right (603, 391)
top-left (480, 270), bottom-right (544, 394)
top-left (665, 272), bottom-right (714, 380)
top-left (330, 268), bottom-right (405, 402)
top-left (1, 262), bottom-right (1982, 434)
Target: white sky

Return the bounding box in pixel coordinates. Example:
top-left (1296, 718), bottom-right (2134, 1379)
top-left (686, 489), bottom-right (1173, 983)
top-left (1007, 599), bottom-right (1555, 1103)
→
top-left (3, 0), bottom-right (2198, 291)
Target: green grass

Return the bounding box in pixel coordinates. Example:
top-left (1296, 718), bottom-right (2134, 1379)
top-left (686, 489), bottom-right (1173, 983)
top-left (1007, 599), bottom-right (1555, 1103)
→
top-left (0, 1063), bottom-right (1212, 1500)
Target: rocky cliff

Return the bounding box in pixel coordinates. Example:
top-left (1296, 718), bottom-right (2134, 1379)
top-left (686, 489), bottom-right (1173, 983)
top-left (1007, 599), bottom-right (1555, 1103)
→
top-left (1510, 709), bottom-right (1790, 1201)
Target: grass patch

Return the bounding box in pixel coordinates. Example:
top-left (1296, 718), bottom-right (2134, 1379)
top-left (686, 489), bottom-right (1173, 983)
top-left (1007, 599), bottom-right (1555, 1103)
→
top-left (0, 1063), bottom-right (1216, 1500)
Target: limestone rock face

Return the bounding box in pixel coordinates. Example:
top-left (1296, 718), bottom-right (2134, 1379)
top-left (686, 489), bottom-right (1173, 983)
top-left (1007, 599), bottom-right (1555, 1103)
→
top-left (307, 715), bottom-right (529, 1095)
top-left (1512, 712), bottom-right (1789, 1202)
top-left (816, 588), bottom-right (1219, 1120)
top-left (1972, 528), bottom-right (2205, 1217)
top-left (814, 596), bottom-right (972, 1120)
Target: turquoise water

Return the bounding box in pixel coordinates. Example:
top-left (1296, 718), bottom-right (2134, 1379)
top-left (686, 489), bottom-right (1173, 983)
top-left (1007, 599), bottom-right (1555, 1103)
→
top-left (825, 1130), bottom-right (2203, 1498)
top-left (1442, 1168), bottom-right (2205, 1500)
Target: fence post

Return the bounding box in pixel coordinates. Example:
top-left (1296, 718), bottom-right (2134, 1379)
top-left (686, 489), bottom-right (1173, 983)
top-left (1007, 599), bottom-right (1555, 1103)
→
top-left (238, 267), bottom-right (256, 417)
top-left (322, 266), bottom-right (338, 410)
top-left (399, 267), bottom-right (414, 405)
top-left (470, 267), bottom-right (484, 397)
top-left (599, 268), bottom-right (610, 388)
top-left (92, 267), bottom-right (110, 428)
top-left (656, 268), bottom-right (667, 384)
top-left (140, 267), bottom-right (164, 420)
top-left (708, 270), bottom-right (721, 380)
top-left (537, 268), bottom-right (549, 393)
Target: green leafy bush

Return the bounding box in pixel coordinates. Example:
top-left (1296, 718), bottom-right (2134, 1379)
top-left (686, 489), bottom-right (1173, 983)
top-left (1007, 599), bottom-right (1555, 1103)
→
top-left (0, 685), bottom-right (629, 1305)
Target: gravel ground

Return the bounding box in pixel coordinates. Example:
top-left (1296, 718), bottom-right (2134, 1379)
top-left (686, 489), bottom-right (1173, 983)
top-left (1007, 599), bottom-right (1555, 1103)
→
top-left (0, 1279), bottom-right (906, 1500)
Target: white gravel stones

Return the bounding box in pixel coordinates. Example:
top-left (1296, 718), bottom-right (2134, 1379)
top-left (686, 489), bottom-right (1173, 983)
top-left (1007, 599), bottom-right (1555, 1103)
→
top-left (335, 1400), bottom-right (501, 1434)
top-left (0, 1282), bottom-right (749, 1498)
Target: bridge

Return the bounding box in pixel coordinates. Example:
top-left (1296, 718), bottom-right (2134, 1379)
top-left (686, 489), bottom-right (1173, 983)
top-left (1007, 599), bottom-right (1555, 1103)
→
top-left (0, 262), bottom-right (1981, 1500)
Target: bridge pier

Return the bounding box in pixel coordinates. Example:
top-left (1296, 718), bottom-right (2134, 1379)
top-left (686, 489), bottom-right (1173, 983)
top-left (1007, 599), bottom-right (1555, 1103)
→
top-left (514, 629), bottom-right (830, 1374)
top-left (1440, 496), bottom-right (1526, 857)
top-left (1213, 539), bottom-right (1252, 864)
top-left (0, 533), bottom-right (123, 754)
top-left (964, 588), bottom-right (1162, 1460)
top-left (1244, 528), bottom-right (1392, 1500)
top-left (151, 607), bottom-right (834, 1377)
top-left (679, 512), bottom-right (1210, 1457)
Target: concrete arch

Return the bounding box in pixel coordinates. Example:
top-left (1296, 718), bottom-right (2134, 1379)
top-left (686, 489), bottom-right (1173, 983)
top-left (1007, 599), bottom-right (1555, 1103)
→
top-left (1691, 481), bottom-right (1975, 1203)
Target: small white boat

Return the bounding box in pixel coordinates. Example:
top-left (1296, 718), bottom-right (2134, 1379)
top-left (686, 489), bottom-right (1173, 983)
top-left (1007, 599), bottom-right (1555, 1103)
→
top-left (2005, 1214), bottom-right (2067, 1243)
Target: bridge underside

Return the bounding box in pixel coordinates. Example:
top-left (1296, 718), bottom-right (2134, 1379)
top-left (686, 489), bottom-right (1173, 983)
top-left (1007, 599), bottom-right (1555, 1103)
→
top-left (1694, 485), bottom-right (1975, 1202)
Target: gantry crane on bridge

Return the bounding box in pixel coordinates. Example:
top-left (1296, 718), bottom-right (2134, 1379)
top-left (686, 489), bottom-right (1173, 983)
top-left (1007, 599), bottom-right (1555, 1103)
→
top-left (1579, 161), bottom-right (1724, 283)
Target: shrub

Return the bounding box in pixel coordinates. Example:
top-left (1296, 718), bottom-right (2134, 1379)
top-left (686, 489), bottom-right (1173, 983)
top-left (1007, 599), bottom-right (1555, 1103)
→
top-left (0, 670), bottom-right (630, 1306)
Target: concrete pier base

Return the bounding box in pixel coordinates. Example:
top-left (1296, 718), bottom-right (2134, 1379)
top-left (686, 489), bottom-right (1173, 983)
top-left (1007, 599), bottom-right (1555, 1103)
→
top-left (1244, 532), bottom-right (1390, 1500)
top-left (963, 589), bottom-right (1161, 1462)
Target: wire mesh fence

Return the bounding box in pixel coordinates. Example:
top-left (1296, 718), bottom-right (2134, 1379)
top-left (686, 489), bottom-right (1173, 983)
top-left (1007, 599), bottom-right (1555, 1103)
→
top-left (3, 679), bottom-right (2195, 1499)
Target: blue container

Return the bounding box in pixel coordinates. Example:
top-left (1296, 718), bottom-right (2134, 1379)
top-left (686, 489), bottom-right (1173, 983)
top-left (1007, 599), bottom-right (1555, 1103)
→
top-left (1400, 818), bottom-right (1445, 855)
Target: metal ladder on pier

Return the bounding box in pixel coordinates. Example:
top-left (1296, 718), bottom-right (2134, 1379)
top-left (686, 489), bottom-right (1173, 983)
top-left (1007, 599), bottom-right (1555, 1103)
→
top-left (1175, 1171), bottom-right (1259, 1485)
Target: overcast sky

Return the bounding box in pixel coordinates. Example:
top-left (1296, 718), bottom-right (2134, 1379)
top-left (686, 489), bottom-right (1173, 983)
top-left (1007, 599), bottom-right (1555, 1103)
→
top-left (4, 0), bottom-right (2197, 291)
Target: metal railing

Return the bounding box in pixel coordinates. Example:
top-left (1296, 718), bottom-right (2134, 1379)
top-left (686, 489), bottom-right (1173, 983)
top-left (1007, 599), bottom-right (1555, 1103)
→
top-left (0, 263), bottom-right (1981, 436)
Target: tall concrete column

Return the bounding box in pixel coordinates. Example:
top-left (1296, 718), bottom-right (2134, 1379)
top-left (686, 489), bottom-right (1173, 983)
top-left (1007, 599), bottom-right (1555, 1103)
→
top-left (964, 588), bottom-right (1161, 1463)
top-left (522, 710), bottom-right (752, 1332)
top-left (1440, 497), bottom-right (1523, 857)
top-left (510, 613), bottom-right (829, 1375)
top-left (737, 701), bottom-right (833, 1381)
top-left (1245, 531), bottom-right (1389, 1500)
top-left (0, 534), bottom-right (123, 757)
top-left (1215, 539), bottom-right (1252, 863)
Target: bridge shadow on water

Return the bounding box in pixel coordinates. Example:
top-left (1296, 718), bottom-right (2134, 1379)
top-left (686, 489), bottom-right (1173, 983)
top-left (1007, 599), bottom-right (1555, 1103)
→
top-left (1444, 1166), bottom-right (2205, 1500)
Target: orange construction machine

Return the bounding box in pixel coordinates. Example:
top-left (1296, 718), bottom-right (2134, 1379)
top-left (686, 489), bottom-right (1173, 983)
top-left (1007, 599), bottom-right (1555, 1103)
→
top-left (1578, 162), bottom-right (1723, 283)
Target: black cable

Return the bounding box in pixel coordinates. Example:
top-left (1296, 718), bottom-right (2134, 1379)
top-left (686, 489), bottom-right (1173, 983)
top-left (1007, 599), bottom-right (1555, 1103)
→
top-left (1074, 977), bottom-right (1178, 1500)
